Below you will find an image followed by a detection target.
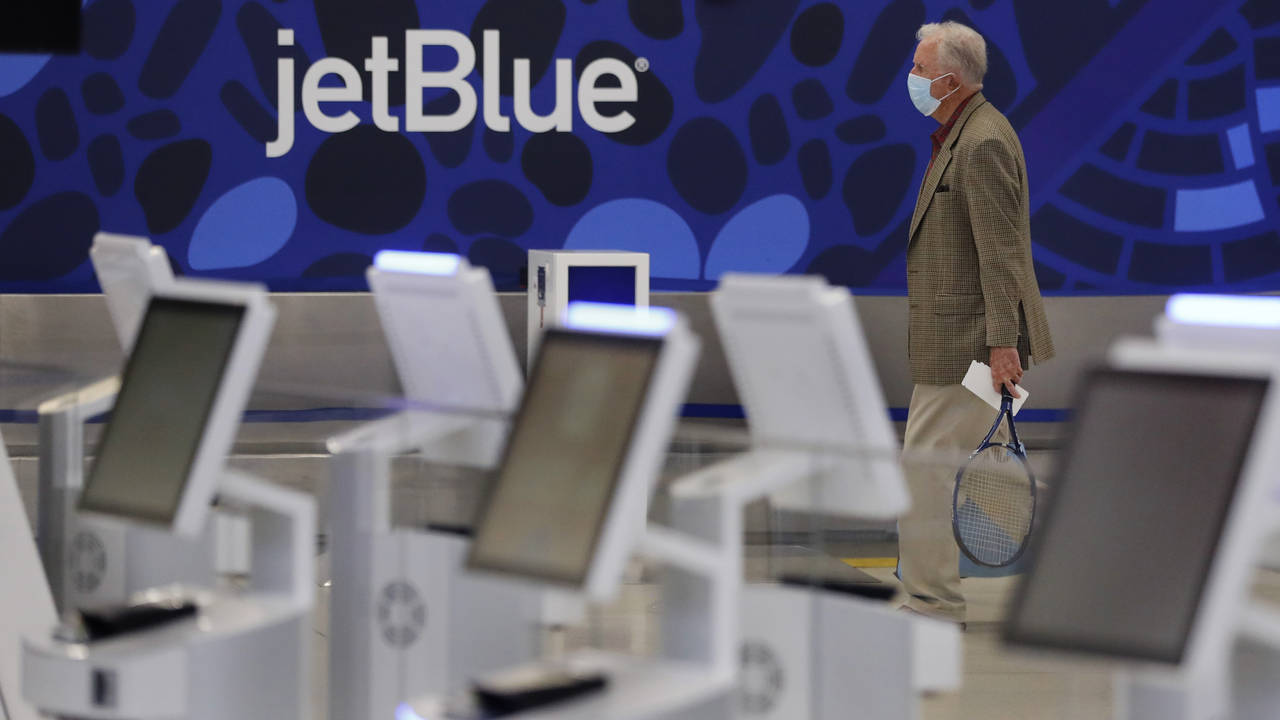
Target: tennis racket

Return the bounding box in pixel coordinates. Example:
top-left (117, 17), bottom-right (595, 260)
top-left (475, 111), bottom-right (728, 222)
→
top-left (951, 387), bottom-right (1037, 568)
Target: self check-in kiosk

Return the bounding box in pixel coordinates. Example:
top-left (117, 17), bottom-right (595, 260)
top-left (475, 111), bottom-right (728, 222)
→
top-left (39, 233), bottom-right (218, 615)
top-left (664, 273), bottom-right (960, 719)
top-left (326, 251), bottom-right (542, 720)
top-left (1005, 338), bottom-right (1280, 720)
top-left (23, 280), bottom-right (316, 720)
top-left (400, 302), bottom-right (738, 719)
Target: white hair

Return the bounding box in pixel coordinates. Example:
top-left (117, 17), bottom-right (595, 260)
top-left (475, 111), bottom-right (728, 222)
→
top-left (917, 21), bottom-right (987, 87)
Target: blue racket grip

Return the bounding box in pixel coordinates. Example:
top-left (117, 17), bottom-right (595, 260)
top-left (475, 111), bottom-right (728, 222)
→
top-left (1000, 385), bottom-right (1014, 411)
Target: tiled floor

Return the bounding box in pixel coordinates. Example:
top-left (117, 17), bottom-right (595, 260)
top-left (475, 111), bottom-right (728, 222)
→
top-left (906, 571), bottom-right (1112, 720)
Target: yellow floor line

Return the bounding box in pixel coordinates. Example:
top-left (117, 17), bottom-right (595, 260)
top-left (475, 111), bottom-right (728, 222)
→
top-left (842, 557), bottom-right (897, 569)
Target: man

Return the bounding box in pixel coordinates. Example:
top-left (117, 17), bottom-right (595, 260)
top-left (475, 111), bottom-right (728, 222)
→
top-left (897, 21), bottom-right (1055, 624)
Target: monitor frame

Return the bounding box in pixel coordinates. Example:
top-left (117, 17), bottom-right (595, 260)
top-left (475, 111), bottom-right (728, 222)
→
top-left (709, 273), bottom-right (909, 519)
top-left (1004, 339), bottom-right (1280, 673)
top-left (467, 316), bottom-right (699, 601)
top-left (89, 233), bottom-right (175, 350)
top-left (367, 252), bottom-right (522, 413)
top-left (77, 280), bottom-right (276, 537)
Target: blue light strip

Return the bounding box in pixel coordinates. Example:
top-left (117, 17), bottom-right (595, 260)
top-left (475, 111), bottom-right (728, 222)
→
top-left (0, 405), bottom-right (1073, 424)
top-left (1166, 293), bottom-right (1280, 329)
top-left (373, 250), bottom-right (462, 276)
top-left (564, 301), bottom-right (677, 337)
top-left (394, 703), bottom-right (428, 720)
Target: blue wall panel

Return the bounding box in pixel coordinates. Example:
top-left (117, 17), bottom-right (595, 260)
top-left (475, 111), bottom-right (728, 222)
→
top-left (0, 0), bottom-right (1276, 294)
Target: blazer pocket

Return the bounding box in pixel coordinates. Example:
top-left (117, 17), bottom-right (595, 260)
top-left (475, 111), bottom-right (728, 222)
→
top-left (934, 293), bottom-right (985, 315)
top-left (924, 189), bottom-right (967, 220)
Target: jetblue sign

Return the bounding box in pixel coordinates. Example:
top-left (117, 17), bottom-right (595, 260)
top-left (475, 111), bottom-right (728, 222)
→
top-left (268, 29), bottom-right (642, 157)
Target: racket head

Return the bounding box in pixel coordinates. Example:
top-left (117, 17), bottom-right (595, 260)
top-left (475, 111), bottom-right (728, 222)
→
top-left (952, 443), bottom-right (1037, 568)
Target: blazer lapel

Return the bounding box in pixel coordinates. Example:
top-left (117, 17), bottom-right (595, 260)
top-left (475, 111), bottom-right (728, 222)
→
top-left (909, 145), bottom-right (950, 240)
top-left (908, 93), bottom-right (988, 243)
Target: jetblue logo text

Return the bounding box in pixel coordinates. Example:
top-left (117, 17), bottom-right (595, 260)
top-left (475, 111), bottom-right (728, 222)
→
top-left (268, 29), bottom-right (641, 157)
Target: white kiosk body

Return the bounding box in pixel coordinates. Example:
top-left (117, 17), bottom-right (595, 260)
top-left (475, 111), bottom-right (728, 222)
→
top-left (325, 251), bottom-right (541, 720)
top-left (40, 234), bottom-right (217, 615)
top-left (1156, 293), bottom-right (1280, 571)
top-left (23, 280), bottom-right (317, 720)
top-left (666, 273), bottom-right (958, 720)
top-left (1004, 339), bottom-right (1280, 720)
top-left (403, 302), bottom-right (734, 720)
top-left (89, 232), bottom-right (175, 350)
top-left (1, 423), bottom-right (56, 720)
top-left (526, 250), bottom-right (649, 368)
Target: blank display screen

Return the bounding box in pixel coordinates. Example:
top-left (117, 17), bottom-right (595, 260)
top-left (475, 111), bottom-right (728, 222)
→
top-left (468, 330), bottom-right (661, 586)
top-left (1005, 369), bottom-right (1267, 663)
top-left (79, 299), bottom-right (245, 525)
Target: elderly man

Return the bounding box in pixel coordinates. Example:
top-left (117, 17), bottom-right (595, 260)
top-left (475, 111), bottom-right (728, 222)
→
top-left (897, 21), bottom-right (1055, 624)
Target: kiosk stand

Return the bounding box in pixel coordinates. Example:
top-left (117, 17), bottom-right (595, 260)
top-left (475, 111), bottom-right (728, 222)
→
top-left (1004, 337), bottom-right (1280, 720)
top-left (36, 376), bottom-right (220, 613)
top-left (401, 301), bottom-right (738, 719)
top-left (1, 438), bottom-right (50, 720)
top-left (325, 251), bottom-right (542, 720)
top-left (39, 234), bottom-right (220, 614)
top-left (23, 280), bottom-right (316, 720)
top-left (1, 365), bottom-right (78, 720)
top-left (664, 274), bottom-right (960, 720)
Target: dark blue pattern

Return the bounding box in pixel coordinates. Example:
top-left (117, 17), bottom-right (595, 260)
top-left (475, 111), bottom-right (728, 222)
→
top-left (0, 115), bottom-right (35, 209)
top-left (0, 0), bottom-right (1274, 294)
top-left (748, 94), bottom-right (790, 165)
top-left (126, 110), bottom-right (181, 140)
top-left (86, 134), bottom-right (124, 196)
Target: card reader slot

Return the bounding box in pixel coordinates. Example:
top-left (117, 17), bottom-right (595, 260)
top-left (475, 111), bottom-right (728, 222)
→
top-left (79, 599), bottom-right (198, 642)
top-left (472, 667), bottom-right (608, 716)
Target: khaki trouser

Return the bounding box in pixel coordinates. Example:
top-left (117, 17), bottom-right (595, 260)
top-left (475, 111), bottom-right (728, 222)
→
top-left (898, 383), bottom-right (1006, 622)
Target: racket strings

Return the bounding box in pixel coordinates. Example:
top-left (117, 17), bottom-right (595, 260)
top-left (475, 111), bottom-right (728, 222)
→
top-left (955, 446), bottom-right (1034, 565)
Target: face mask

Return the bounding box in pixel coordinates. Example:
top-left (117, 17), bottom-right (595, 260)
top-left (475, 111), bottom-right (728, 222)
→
top-left (907, 72), bottom-right (957, 116)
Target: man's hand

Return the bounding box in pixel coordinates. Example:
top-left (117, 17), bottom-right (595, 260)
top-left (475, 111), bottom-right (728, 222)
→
top-left (990, 346), bottom-right (1023, 398)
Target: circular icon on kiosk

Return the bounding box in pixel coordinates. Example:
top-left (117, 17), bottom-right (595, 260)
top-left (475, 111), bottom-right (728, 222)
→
top-left (377, 580), bottom-right (427, 648)
top-left (739, 640), bottom-right (784, 715)
top-left (70, 530), bottom-right (107, 594)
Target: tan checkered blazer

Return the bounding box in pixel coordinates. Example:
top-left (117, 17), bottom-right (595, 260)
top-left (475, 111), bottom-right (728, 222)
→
top-left (906, 93), bottom-right (1055, 386)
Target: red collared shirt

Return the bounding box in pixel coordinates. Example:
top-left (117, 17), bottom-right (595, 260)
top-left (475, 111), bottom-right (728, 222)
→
top-left (927, 93), bottom-right (976, 174)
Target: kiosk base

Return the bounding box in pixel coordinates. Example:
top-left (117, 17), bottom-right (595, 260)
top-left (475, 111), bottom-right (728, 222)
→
top-left (54, 509), bottom-right (219, 612)
top-left (328, 528), bottom-right (542, 720)
top-left (739, 584), bottom-right (961, 720)
top-left (23, 595), bottom-right (309, 720)
top-left (402, 650), bottom-right (734, 720)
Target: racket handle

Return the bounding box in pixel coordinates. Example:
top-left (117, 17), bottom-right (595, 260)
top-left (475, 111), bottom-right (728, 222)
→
top-left (999, 386), bottom-right (1015, 414)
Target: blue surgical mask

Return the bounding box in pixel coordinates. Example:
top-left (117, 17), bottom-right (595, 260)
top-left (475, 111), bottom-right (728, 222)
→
top-left (907, 72), bottom-right (957, 116)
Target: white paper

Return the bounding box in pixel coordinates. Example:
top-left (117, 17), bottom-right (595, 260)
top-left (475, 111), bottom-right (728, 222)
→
top-left (962, 360), bottom-right (1029, 415)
